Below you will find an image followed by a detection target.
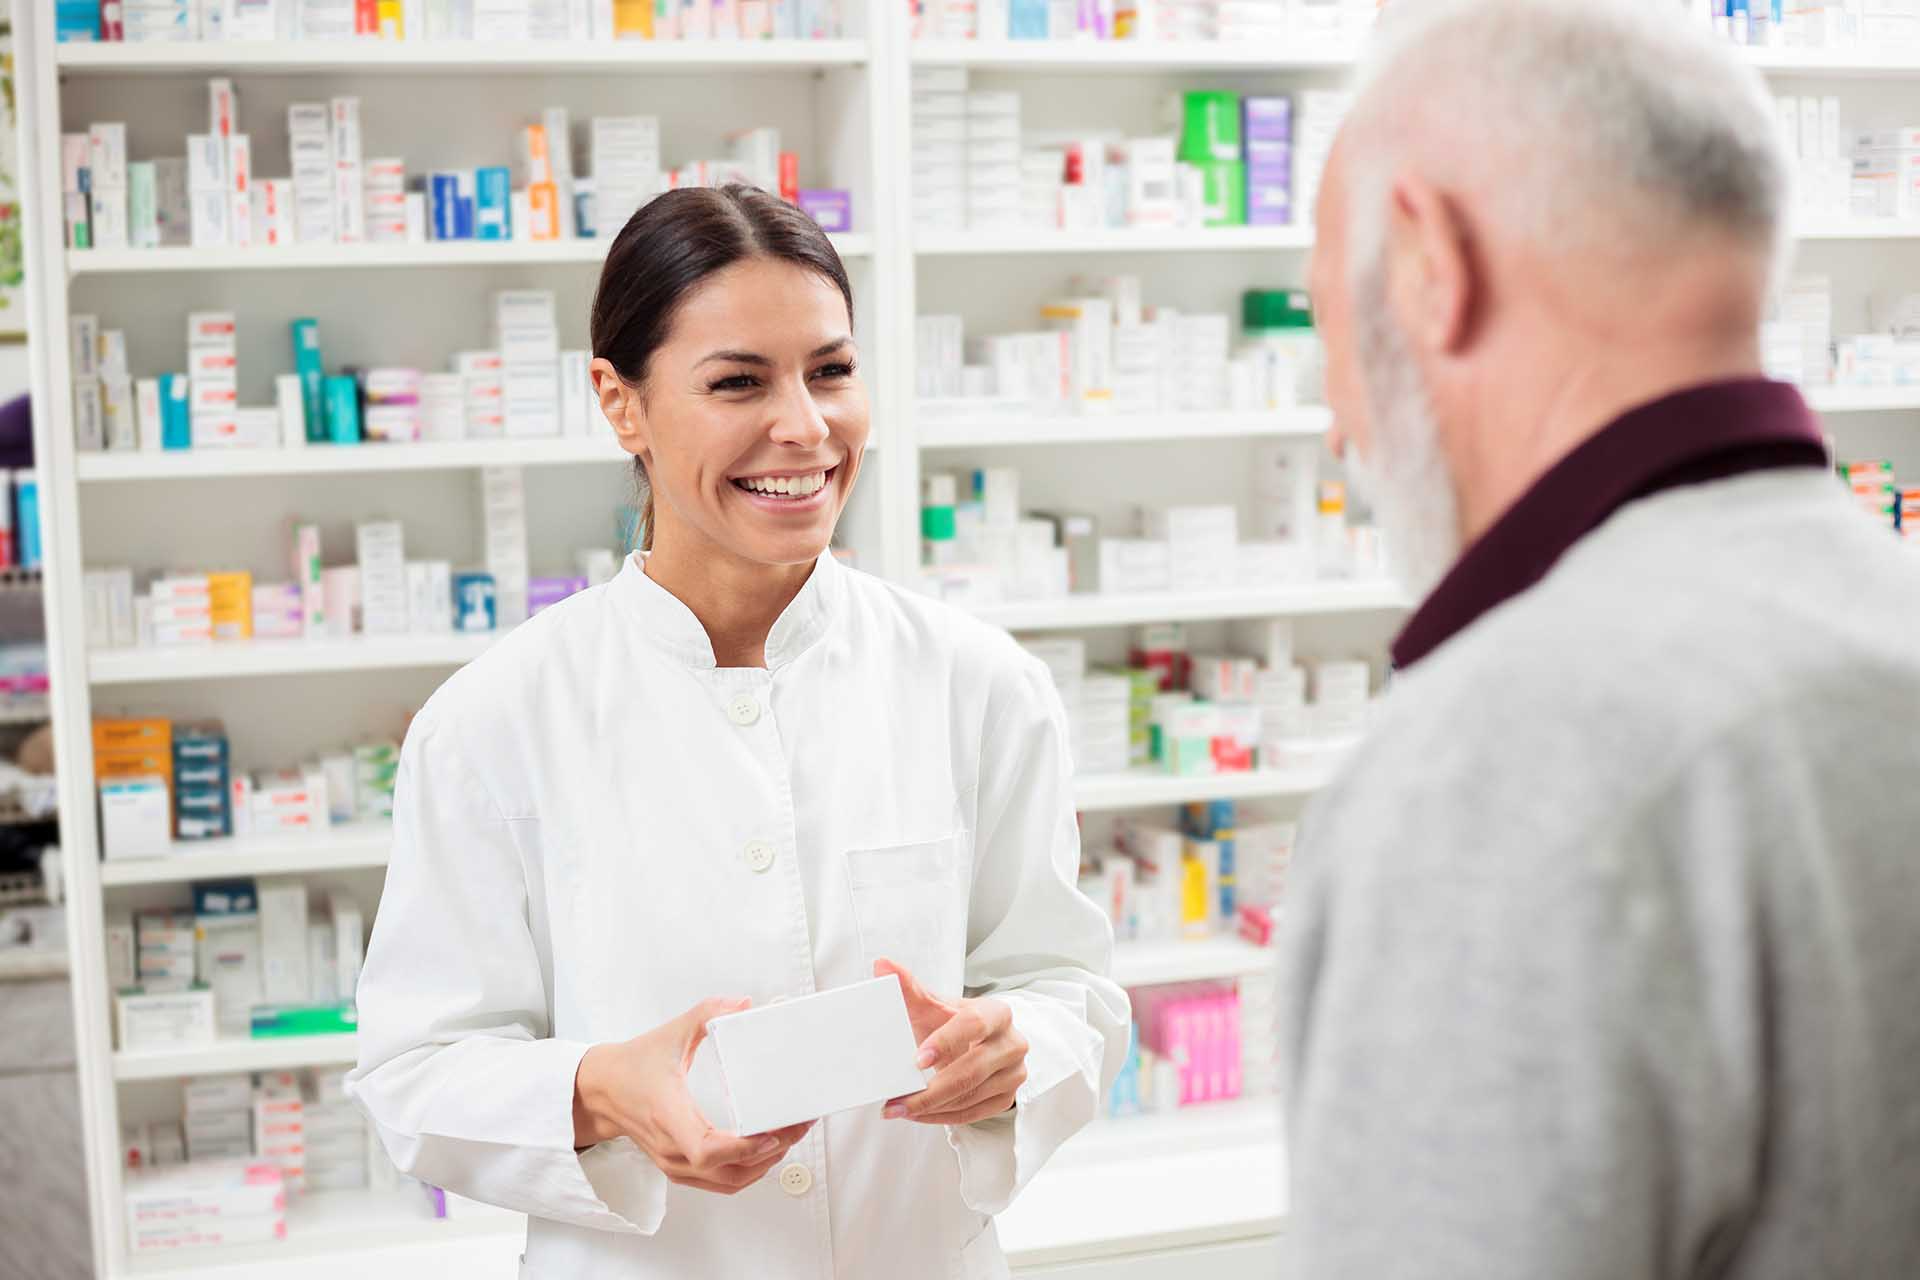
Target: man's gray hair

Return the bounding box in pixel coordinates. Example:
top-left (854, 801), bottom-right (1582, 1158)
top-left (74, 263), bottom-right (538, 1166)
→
top-left (1345, 0), bottom-right (1792, 285)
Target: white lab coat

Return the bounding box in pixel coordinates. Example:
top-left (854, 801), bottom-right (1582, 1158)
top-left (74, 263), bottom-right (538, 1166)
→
top-left (347, 550), bottom-right (1130, 1280)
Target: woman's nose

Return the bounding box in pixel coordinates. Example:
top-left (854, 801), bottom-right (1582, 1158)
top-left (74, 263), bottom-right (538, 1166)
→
top-left (767, 378), bottom-right (831, 448)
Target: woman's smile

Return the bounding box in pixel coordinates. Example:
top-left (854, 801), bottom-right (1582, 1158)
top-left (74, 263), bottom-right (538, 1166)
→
top-left (729, 464), bottom-right (840, 512)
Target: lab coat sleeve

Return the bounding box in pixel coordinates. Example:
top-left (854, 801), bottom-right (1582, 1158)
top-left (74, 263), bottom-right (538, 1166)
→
top-left (346, 720), bottom-right (667, 1234)
top-left (946, 655), bottom-right (1132, 1215)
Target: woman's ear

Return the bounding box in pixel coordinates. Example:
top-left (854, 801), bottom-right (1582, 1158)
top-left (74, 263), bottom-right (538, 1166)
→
top-left (590, 357), bottom-right (650, 462)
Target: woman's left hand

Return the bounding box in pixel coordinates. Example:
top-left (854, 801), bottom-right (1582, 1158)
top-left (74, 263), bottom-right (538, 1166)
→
top-left (874, 958), bottom-right (1029, 1126)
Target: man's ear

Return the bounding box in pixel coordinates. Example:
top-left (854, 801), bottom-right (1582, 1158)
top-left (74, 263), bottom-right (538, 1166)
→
top-left (1385, 174), bottom-right (1476, 358)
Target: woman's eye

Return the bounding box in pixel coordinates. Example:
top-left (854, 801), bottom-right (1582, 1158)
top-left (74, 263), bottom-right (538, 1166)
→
top-left (711, 374), bottom-right (759, 392)
top-left (812, 363), bottom-right (855, 381)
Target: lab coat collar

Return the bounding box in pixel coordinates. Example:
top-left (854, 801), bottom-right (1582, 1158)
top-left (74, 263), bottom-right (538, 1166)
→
top-left (613, 549), bottom-right (843, 671)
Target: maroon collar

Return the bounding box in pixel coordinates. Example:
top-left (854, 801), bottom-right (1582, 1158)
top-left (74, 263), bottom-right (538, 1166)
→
top-left (1391, 377), bottom-right (1829, 671)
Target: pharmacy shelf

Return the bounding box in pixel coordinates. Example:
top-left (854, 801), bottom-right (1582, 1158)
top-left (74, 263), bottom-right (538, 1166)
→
top-left (125, 1191), bottom-right (524, 1280)
top-left (1795, 216), bottom-right (1920, 240)
top-left (918, 407), bottom-right (1330, 448)
top-left (911, 38), bottom-right (1359, 72)
top-left (917, 41), bottom-right (1920, 81)
top-left (0, 698), bottom-right (51, 725)
top-left (915, 226), bottom-right (1313, 255)
top-left (1073, 763), bottom-right (1335, 811)
top-left (77, 437), bottom-right (631, 482)
top-left (1112, 936), bottom-right (1278, 988)
top-left (89, 634), bottom-right (497, 685)
top-left (56, 37), bottom-right (871, 75)
top-left (113, 1032), bottom-right (358, 1082)
top-left (1058, 1097), bottom-right (1281, 1166)
top-left (116, 1107), bottom-right (1278, 1280)
top-left (98, 823), bottom-right (393, 888)
top-left (1000, 1117), bottom-right (1284, 1268)
top-left (969, 580), bottom-right (1408, 631)
top-left (1744, 48), bottom-right (1920, 78)
top-left (1805, 385), bottom-right (1920, 413)
top-left (67, 232), bottom-right (872, 276)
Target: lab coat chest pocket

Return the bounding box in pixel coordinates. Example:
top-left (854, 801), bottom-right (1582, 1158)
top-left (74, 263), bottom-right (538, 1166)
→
top-left (844, 833), bottom-right (966, 999)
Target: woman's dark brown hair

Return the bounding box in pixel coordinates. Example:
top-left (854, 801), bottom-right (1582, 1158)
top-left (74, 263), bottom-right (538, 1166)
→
top-left (590, 184), bottom-right (855, 551)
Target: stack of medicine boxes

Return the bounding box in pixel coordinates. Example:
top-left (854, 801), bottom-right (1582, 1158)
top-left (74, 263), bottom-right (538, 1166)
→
top-left (967, 90), bottom-right (1022, 233)
top-left (254, 1071), bottom-right (306, 1192)
top-left (195, 879), bottom-right (263, 1037)
top-left (1243, 96), bottom-right (1292, 226)
top-left (187, 311), bottom-right (239, 447)
top-left (305, 1070), bottom-right (369, 1190)
top-left (1175, 92), bottom-right (1244, 229)
top-left (96, 719), bottom-right (174, 861)
top-left (911, 68), bottom-right (966, 234)
top-left (88, 123), bottom-right (130, 250)
top-left (496, 291), bottom-right (562, 438)
top-left (185, 1074), bottom-right (255, 1164)
top-left (136, 909), bottom-right (197, 994)
top-left (174, 723), bottom-right (233, 841)
top-left (353, 742), bottom-right (400, 820)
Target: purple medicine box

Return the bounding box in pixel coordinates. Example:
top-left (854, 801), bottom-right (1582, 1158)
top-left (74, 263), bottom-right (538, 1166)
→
top-left (528, 576), bottom-right (589, 615)
top-left (798, 189), bottom-right (853, 233)
top-left (1245, 135), bottom-right (1292, 226)
top-left (1242, 96), bottom-right (1293, 145)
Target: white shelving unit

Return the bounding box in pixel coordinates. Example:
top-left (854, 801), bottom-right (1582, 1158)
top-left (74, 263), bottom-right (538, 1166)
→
top-left (1074, 762), bottom-right (1338, 811)
top-left (98, 823), bottom-right (394, 887)
top-left (967, 581), bottom-right (1408, 631)
top-left (76, 436), bottom-right (633, 481)
top-left (67, 233), bottom-right (873, 275)
top-left (1806, 385), bottom-right (1920, 413)
top-left (89, 633), bottom-right (498, 683)
top-left (1111, 936), bottom-right (1278, 988)
top-left (917, 225), bottom-right (1316, 254)
top-left (114, 1033), bottom-right (361, 1083)
top-left (21, 14), bottom-right (909, 1279)
top-left (25, 11), bottom-right (1915, 1279)
top-left (918, 407), bottom-right (1329, 448)
top-left (56, 36), bottom-right (870, 73)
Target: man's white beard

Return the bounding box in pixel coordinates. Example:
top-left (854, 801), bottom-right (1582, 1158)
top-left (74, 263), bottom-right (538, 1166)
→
top-left (1345, 300), bottom-right (1464, 603)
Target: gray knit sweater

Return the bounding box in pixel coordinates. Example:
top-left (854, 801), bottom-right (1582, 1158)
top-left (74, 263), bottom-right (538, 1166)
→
top-left (1277, 470), bottom-right (1920, 1280)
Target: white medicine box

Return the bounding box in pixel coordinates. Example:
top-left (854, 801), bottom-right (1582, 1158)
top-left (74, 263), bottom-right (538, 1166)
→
top-left (702, 976), bottom-right (929, 1136)
top-left (115, 988), bottom-right (216, 1053)
top-left (100, 777), bottom-right (171, 861)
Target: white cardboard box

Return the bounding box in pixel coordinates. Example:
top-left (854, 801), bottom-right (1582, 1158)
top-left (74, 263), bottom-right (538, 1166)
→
top-left (704, 975), bottom-right (927, 1136)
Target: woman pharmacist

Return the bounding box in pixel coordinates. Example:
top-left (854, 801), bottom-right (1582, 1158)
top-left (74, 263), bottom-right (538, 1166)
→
top-left (347, 185), bottom-right (1129, 1279)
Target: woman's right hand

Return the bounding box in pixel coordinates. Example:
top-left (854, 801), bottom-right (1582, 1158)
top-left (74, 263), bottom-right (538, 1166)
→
top-left (572, 996), bottom-right (814, 1194)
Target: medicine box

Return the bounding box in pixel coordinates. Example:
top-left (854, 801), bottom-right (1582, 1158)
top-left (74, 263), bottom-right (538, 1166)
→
top-left (101, 777), bottom-right (171, 860)
top-left (116, 987), bottom-right (216, 1052)
top-left (185, 1073), bottom-right (253, 1113)
top-left (704, 975), bottom-right (929, 1135)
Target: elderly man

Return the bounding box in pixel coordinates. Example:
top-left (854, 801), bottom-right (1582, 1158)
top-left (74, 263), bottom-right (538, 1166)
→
top-left (1277, 1), bottom-right (1920, 1277)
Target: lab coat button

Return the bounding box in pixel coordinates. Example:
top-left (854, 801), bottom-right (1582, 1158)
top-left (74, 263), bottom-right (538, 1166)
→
top-left (779, 1163), bottom-right (813, 1196)
top-left (744, 841), bottom-right (776, 873)
top-left (726, 693), bottom-right (761, 726)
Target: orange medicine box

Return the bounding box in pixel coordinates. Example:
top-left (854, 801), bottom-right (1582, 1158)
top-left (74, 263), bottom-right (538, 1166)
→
top-left (526, 183), bottom-right (560, 241)
top-left (95, 718), bottom-right (172, 762)
top-left (208, 572), bottom-right (253, 641)
top-left (95, 717), bottom-right (174, 783)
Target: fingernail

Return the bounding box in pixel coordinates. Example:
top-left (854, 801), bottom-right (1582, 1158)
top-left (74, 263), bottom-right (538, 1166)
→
top-left (757, 1138), bottom-right (780, 1153)
top-left (915, 1048), bottom-right (936, 1069)
top-left (883, 1104), bottom-right (907, 1119)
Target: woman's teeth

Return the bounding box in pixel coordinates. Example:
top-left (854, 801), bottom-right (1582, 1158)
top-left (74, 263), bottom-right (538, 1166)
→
top-left (736, 470), bottom-right (829, 499)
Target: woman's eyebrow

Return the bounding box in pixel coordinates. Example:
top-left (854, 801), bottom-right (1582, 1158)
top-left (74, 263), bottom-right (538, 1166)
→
top-left (697, 337), bottom-right (854, 369)
top-left (697, 349), bottom-right (771, 368)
